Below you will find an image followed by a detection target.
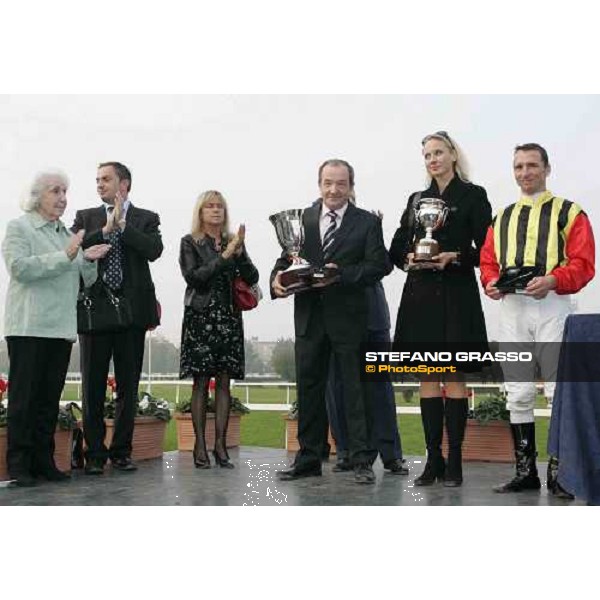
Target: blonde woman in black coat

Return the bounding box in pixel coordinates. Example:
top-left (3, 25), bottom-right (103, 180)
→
top-left (390, 132), bottom-right (492, 487)
top-left (179, 191), bottom-right (258, 469)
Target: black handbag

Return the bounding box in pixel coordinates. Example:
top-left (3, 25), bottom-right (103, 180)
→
top-left (64, 402), bottom-right (84, 469)
top-left (77, 283), bottom-right (133, 333)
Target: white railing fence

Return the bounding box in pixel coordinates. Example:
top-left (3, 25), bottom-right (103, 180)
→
top-left (58, 380), bottom-right (551, 417)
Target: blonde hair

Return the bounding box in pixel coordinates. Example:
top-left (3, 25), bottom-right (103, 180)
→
top-left (191, 190), bottom-right (233, 241)
top-left (421, 131), bottom-right (470, 183)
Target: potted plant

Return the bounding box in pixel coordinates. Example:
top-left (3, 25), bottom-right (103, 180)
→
top-left (175, 395), bottom-right (249, 452)
top-left (103, 390), bottom-right (171, 461)
top-left (284, 400), bottom-right (337, 454)
top-left (0, 376), bottom-right (7, 402)
top-left (0, 398), bottom-right (77, 481)
top-left (442, 394), bottom-right (513, 463)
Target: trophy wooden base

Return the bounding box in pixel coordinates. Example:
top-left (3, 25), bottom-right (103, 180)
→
top-left (414, 238), bottom-right (439, 263)
top-left (280, 265), bottom-right (338, 293)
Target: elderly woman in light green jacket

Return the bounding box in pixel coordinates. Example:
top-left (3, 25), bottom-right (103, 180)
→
top-left (2, 170), bottom-right (110, 487)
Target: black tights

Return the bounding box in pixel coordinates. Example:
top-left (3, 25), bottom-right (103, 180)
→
top-left (191, 373), bottom-right (231, 462)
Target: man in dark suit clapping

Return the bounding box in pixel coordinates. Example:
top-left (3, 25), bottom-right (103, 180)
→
top-left (271, 159), bottom-right (388, 484)
top-left (72, 162), bottom-right (163, 475)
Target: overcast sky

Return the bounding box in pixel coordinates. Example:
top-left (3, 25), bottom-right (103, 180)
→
top-left (1, 94), bottom-right (598, 344)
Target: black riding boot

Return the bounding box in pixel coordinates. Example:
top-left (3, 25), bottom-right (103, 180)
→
top-left (494, 422), bottom-right (541, 493)
top-left (191, 378), bottom-right (211, 469)
top-left (414, 397), bottom-right (445, 486)
top-left (444, 398), bottom-right (468, 487)
top-left (547, 455), bottom-right (575, 500)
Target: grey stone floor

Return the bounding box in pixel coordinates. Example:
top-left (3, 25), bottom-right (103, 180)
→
top-left (0, 448), bottom-right (586, 506)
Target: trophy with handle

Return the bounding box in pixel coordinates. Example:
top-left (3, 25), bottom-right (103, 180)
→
top-left (269, 209), bottom-right (318, 292)
top-left (411, 198), bottom-right (449, 269)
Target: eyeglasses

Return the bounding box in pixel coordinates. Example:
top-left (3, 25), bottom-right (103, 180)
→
top-left (422, 130), bottom-right (455, 149)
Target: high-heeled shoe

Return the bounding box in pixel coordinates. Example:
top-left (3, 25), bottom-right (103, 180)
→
top-left (414, 455), bottom-right (445, 486)
top-left (212, 450), bottom-right (234, 469)
top-left (193, 448), bottom-right (211, 469)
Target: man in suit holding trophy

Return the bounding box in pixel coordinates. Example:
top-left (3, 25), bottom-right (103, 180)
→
top-left (270, 159), bottom-right (389, 484)
top-left (480, 143), bottom-right (594, 496)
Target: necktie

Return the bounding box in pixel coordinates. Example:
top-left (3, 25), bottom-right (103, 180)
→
top-left (322, 210), bottom-right (338, 256)
top-left (103, 207), bottom-right (124, 290)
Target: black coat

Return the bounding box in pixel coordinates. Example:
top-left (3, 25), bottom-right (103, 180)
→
top-left (389, 176), bottom-right (492, 346)
top-left (72, 204), bottom-right (163, 329)
top-left (179, 234), bottom-right (259, 313)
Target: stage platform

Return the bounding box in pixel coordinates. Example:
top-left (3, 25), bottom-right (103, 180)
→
top-left (0, 448), bottom-right (585, 506)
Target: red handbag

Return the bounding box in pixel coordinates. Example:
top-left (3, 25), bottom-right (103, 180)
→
top-left (233, 277), bottom-right (259, 311)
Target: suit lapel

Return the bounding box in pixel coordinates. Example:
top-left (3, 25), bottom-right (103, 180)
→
top-left (302, 203), bottom-right (323, 264)
top-left (94, 205), bottom-right (108, 227)
top-left (125, 204), bottom-right (139, 228)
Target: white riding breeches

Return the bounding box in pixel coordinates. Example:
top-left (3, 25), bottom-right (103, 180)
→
top-left (498, 293), bottom-right (573, 424)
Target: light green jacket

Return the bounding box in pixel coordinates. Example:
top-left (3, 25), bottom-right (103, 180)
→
top-left (2, 211), bottom-right (98, 341)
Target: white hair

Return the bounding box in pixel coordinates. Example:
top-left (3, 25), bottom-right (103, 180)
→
top-left (21, 169), bottom-right (70, 212)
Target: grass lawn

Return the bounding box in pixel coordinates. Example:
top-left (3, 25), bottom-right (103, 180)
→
top-left (162, 412), bottom-right (551, 461)
top-left (61, 383), bottom-right (550, 459)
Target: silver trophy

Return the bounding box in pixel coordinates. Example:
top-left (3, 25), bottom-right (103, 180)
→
top-left (269, 209), bottom-right (317, 291)
top-left (412, 197), bottom-right (449, 267)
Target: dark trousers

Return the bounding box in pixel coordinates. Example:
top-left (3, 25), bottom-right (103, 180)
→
top-left (326, 328), bottom-right (404, 462)
top-left (79, 327), bottom-right (146, 462)
top-left (5, 337), bottom-right (72, 477)
top-left (295, 305), bottom-right (376, 467)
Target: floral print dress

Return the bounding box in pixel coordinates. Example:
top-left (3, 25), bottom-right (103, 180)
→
top-left (179, 267), bottom-right (245, 380)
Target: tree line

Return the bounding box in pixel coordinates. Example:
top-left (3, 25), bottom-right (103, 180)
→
top-left (0, 336), bottom-right (297, 381)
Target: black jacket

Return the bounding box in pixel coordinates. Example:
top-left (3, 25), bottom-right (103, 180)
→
top-left (389, 176), bottom-right (492, 347)
top-left (72, 204), bottom-right (163, 329)
top-left (179, 234), bottom-right (259, 313)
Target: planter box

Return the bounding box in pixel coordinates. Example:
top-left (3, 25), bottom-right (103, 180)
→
top-left (442, 419), bottom-right (513, 463)
top-left (284, 418), bottom-right (337, 455)
top-left (175, 413), bottom-right (241, 451)
top-left (0, 427), bottom-right (73, 481)
top-left (53, 429), bottom-right (73, 473)
top-left (104, 417), bottom-right (167, 461)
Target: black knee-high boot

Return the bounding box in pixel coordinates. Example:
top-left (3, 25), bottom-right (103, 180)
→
top-left (547, 455), bottom-right (575, 500)
top-left (191, 377), bottom-right (210, 469)
top-left (415, 397), bottom-right (445, 486)
top-left (494, 422), bottom-right (541, 493)
top-left (213, 374), bottom-right (234, 469)
top-left (444, 398), bottom-right (468, 487)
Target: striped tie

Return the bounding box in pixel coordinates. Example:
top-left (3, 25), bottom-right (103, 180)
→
top-left (322, 210), bottom-right (338, 255)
